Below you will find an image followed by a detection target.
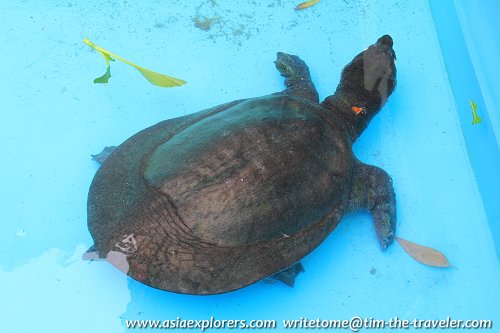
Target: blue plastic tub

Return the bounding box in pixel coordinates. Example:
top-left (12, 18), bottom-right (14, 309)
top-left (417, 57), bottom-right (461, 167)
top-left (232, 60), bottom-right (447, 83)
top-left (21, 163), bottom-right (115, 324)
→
top-left (1, 1), bottom-right (498, 332)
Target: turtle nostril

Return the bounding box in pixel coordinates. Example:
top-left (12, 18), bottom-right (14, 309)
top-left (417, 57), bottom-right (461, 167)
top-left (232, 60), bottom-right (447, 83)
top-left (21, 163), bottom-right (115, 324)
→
top-left (377, 35), bottom-right (393, 48)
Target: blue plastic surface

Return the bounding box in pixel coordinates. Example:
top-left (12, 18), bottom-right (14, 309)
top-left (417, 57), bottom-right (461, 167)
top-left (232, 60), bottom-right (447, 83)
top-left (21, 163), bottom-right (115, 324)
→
top-left (0, 1), bottom-right (498, 332)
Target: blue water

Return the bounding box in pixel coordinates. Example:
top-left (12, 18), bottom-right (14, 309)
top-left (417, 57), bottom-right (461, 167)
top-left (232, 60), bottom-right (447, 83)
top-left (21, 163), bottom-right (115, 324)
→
top-left (1, 1), bottom-right (498, 332)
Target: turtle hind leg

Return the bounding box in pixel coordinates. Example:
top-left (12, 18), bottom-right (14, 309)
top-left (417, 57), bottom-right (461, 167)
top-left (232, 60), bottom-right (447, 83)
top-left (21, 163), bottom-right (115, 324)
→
top-left (270, 262), bottom-right (305, 287)
top-left (348, 162), bottom-right (396, 250)
top-left (91, 146), bottom-right (117, 165)
top-left (274, 52), bottom-right (319, 103)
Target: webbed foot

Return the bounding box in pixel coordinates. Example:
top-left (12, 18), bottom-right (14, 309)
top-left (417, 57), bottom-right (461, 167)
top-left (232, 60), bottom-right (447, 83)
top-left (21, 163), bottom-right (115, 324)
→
top-left (91, 146), bottom-right (117, 165)
top-left (274, 52), bottom-right (319, 103)
top-left (271, 262), bottom-right (305, 287)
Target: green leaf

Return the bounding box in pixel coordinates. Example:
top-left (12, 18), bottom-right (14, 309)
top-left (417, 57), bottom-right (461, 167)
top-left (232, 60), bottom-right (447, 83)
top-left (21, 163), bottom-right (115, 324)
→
top-left (83, 38), bottom-right (186, 87)
top-left (135, 65), bottom-right (187, 87)
top-left (470, 99), bottom-right (482, 125)
top-left (472, 114), bottom-right (482, 125)
top-left (93, 66), bottom-right (111, 84)
top-left (99, 52), bottom-right (115, 65)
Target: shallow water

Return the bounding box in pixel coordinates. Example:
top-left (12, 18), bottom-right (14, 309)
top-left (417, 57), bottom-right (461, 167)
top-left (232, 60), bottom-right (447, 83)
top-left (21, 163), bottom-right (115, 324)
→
top-left (1, 1), bottom-right (499, 332)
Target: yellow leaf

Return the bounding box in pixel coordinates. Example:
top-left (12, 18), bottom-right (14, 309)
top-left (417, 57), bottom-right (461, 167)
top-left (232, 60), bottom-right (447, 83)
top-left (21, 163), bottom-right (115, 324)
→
top-left (135, 65), bottom-right (187, 87)
top-left (396, 237), bottom-right (451, 268)
top-left (295, 0), bottom-right (320, 10)
top-left (83, 38), bottom-right (186, 87)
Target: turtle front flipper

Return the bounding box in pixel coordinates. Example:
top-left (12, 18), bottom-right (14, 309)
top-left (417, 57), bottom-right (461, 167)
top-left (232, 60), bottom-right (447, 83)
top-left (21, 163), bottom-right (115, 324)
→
top-left (348, 162), bottom-right (396, 250)
top-left (274, 52), bottom-right (319, 103)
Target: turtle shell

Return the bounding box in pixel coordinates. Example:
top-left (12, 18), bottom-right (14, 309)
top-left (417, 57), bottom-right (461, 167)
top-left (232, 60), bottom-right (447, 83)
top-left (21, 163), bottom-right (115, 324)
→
top-left (87, 94), bottom-right (354, 294)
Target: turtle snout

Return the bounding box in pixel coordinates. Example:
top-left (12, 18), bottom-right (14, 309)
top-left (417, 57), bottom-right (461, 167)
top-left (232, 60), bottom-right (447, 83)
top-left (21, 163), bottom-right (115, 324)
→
top-left (376, 35), bottom-right (393, 49)
top-left (376, 35), bottom-right (396, 61)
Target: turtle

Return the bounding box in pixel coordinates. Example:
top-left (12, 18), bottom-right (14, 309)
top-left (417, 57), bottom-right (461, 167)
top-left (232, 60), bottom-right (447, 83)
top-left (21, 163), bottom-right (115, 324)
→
top-left (85, 34), bottom-right (397, 295)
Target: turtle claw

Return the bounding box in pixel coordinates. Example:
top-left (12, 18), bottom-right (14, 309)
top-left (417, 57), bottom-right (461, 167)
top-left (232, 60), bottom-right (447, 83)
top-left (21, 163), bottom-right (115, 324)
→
top-left (377, 229), bottom-right (395, 251)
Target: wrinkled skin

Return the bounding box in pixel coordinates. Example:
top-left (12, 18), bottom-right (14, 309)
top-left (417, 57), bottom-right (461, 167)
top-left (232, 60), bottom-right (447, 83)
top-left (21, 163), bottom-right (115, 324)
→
top-left (86, 35), bottom-right (397, 294)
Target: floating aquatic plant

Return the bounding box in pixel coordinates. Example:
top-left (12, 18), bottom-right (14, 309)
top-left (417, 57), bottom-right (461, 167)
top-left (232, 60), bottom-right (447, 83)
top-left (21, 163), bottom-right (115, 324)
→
top-left (470, 100), bottom-right (482, 125)
top-left (83, 38), bottom-right (186, 87)
top-left (295, 0), bottom-right (320, 10)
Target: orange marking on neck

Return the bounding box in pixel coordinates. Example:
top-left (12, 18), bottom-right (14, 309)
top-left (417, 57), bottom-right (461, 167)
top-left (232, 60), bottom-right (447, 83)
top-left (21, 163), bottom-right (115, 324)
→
top-left (351, 106), bottom-right (364, 115)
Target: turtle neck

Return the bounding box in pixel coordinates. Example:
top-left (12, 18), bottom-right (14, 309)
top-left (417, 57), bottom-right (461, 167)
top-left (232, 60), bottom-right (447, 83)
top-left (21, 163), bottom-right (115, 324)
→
top-left (321, 90), bottom-right (380, 143)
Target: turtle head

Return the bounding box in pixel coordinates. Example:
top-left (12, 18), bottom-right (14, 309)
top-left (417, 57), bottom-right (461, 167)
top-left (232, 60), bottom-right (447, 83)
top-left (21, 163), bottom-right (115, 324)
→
top-left (322, 35), bottom-right (397, 141)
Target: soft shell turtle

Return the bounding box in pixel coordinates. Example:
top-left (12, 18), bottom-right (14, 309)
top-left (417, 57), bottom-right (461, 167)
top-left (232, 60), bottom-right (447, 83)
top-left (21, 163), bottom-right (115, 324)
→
top-left (86, 35), bottom-right (397, 294)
